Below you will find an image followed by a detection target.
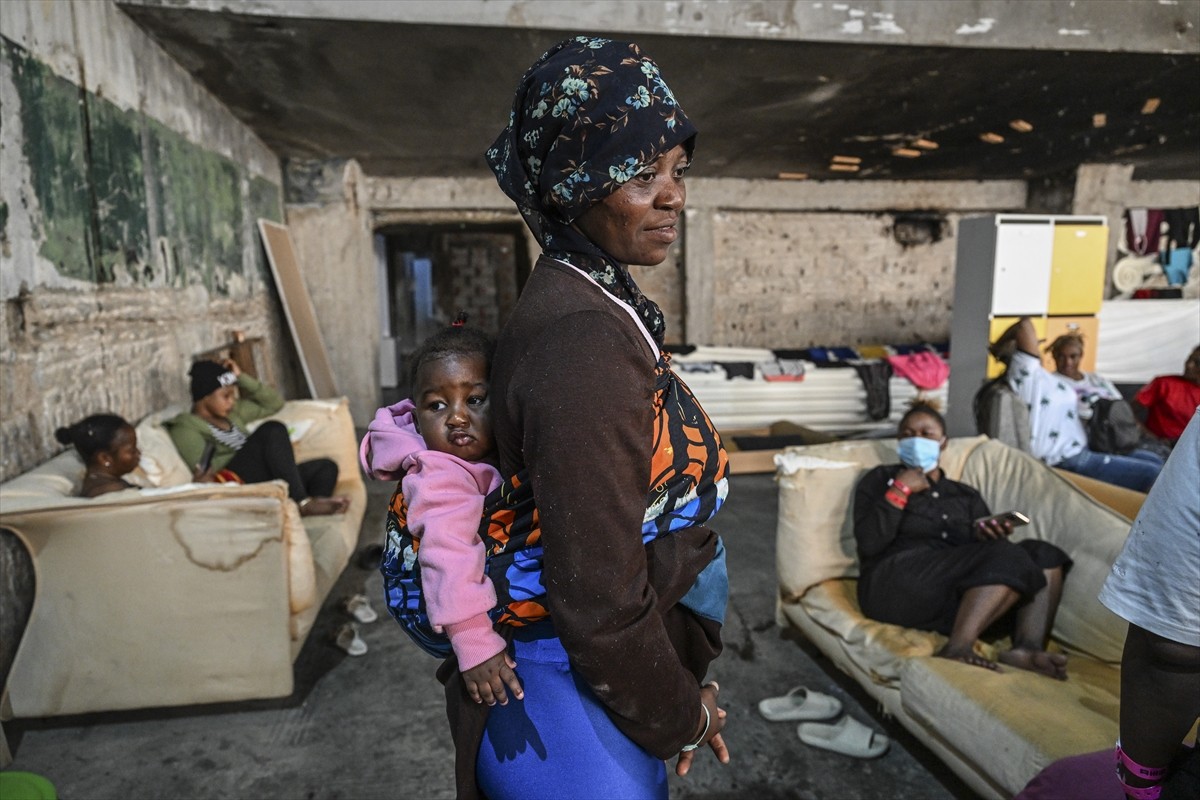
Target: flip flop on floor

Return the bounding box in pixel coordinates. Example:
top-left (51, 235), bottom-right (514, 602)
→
top-left (334, 622), bottom-right (368, 657)
top-left (798, 716), bottom-right (889, 759)
top-left (757, 686), bottom-right (843, 722)
top-left (344, 593), bottom-right (378, 624)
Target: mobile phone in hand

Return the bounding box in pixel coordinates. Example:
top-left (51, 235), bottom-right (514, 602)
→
top-left (197, 441), bottom-right (216, 473)
top-left (974, 511), bottom-right (1030, 528)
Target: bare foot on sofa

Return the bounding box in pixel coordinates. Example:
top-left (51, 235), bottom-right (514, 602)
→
top-left (937, 644), bottom-right (998, 670)
top-left (301, 495), bottom-right (351, 516)
top-left (998, 647), bottom-right (1068, 680)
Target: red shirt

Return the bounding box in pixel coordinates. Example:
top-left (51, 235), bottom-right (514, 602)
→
top-left (1135, 375), bottom-right (1200, 441)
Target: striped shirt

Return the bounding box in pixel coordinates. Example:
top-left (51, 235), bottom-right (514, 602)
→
top-left (207, 421), bottom-right (247, 451)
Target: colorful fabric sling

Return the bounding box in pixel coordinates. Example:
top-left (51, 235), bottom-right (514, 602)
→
top-left (380, 352), bottom-right (729, 658)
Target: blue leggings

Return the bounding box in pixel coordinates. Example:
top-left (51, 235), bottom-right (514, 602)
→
top-left (476, 625), bottom-right (668, 800)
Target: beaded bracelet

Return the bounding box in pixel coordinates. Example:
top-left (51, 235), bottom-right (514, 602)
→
top-left (681, 703), bottom-right (711, 752)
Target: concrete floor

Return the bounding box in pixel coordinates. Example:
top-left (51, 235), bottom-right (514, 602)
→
top-left (5, 473), bottom-right (975, 799)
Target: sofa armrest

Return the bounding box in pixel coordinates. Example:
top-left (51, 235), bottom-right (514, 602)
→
top-left (262, 398), bottom-right (366, 649)
top-left (1, 482), bottom-right (297, 717)
top-left (1052, 468), bottom-right (1145, 521)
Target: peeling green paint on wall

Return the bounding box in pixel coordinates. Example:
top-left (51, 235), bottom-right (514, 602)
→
top-left (87, 98), bottom-right (150, 283)
top-left (147, 118), bottom-right (244, 294)
top-left (2, 36), bottom-right (283, 295)
top-left (4, 37), bottom-right (95, 281)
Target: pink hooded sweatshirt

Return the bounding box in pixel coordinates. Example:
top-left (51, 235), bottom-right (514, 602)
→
top-left (359, 399), bottom-right (504, 670)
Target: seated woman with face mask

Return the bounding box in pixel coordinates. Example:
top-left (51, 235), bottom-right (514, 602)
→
top-left (852, 402), bottom-right (1073, 679)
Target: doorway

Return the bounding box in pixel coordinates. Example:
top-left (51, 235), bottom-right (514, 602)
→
top-left (376, 222), bottom-right (531, 399)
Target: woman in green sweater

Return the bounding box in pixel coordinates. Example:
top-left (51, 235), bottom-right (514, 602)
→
top-left (166, 359), bottom-right (348, 516)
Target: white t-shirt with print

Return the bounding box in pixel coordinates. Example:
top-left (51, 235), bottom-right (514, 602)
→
top-left (1099, 408), bottom-right (1200, 646)
top-left (1005, 350), bottom-right (1088, 465)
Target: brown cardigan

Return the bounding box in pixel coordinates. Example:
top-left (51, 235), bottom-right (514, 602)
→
top-left (441, 256), bottom-right (723, 797)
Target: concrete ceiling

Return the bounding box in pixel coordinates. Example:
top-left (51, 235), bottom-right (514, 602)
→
top-left (119, 3), bottom-right (1200, 182)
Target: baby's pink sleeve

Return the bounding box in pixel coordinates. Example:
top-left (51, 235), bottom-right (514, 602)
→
top-left (403, 455), bottom-right (505, 670)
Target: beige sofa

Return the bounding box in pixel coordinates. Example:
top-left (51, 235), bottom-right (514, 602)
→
top-left (775, 436), bottom-right (1134, 800)
top-left (0, 399), bottom-right (366, 719)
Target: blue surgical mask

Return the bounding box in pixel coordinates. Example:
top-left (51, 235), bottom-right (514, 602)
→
top-left (898, 436), bottom-right (942, 473)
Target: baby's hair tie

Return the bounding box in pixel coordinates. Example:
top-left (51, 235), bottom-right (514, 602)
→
top-left (451, 311), bottom-right (469, 328)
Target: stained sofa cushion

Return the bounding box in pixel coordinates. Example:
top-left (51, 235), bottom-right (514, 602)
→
top-left (776, 459), bottom-right (866, 595)
top-left (134, 405), bottom-right (323, 617)
top-left (131, 419), bottom-right (194, 487)
top-left (899, 653), bottom-right (1120, 796)
top-left (1, 487), bottom-right (297, 717)
top-left (1052, 468), bottom-right (1146, 522)
top-left (133, 400), bottom-right (362, 621)
top-left (272, 399), bottom-right (360, 484)
top-left (0, 451), bottom-right (85, 509)
top-left (959, 440), bottom-right (1131, 664)
top-left (797, 579), bottom-right (947, 684)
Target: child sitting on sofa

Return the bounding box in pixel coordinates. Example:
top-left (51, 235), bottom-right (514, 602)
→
top-left (359, 317), bottom-right (523, 708)
top-left (853, 401), bottom-right (1073, 678)
top-left (56, 413), bottom-right (141, 498)
top-left (166, 358), bottom-right (349, 516)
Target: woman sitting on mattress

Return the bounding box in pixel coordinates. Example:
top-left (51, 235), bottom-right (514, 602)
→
top-left (853, 402), bottom-right (1072, 678)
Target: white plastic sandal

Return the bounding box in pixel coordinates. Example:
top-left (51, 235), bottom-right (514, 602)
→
top-left (344, 593), bottom-right (378, 624)
top-left (334, 622), bottom-right (368, 656)
top-left (798, 716), bottom-right (889, 759)
top-left (757, 686), bottom-right (843, 722)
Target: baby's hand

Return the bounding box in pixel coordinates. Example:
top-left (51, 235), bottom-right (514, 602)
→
top-left (462, 651), bottom-right (523, 707)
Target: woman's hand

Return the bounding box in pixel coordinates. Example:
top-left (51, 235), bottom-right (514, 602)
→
top-left (675, 681), bottom-right (730, 777)
top-left (975, 517), bottom-right (1015, 541)
top-left (893, 467), bottom-right (930, 494)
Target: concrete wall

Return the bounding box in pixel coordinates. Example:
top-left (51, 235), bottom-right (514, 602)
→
top-left (364, 176), bottom-right (1030, 347)
top-left (0, 1), bottom-right (288, 480)
top-left (283, 159), bottom-right (380, 423)
top-left (708, 210), bottom-right (966, 347)
top-left (683, 179), bottom-right (1029, 346)
top-left (363, 172), bottom-right (1196, 354)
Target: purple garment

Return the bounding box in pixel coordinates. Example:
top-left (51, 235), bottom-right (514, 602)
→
top-left (1014, 750), bottom-right (1123, 800)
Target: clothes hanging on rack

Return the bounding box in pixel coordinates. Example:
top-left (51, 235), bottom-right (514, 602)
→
top-left (851, 361), bottom-right (894, 421)
top-left (1124, 208), bottom-right (1164, 256)
top-left (1162, 207), bottom-right (1200, 250)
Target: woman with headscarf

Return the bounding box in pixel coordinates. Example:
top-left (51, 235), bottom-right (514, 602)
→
top-left (441, 38), bottom-right (730, 799)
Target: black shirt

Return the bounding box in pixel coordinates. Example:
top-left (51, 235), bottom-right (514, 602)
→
top-left (853, 464), bottom-right (990, 571)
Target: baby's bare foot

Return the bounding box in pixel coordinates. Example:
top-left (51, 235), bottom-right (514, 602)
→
top-left (998, 647), bottom-right (1068, 680)
top-left (937, 644), bottom-right (998, 671)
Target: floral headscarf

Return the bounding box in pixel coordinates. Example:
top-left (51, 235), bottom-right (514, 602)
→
top-left (487, 37), bottom-right (697, 345)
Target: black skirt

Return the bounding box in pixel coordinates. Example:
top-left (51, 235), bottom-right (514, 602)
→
top-left (857, 539), bottom-right (1072, 636)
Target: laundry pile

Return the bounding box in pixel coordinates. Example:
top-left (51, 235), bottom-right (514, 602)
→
top-left (667, 343), bottom-right (950, 434)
